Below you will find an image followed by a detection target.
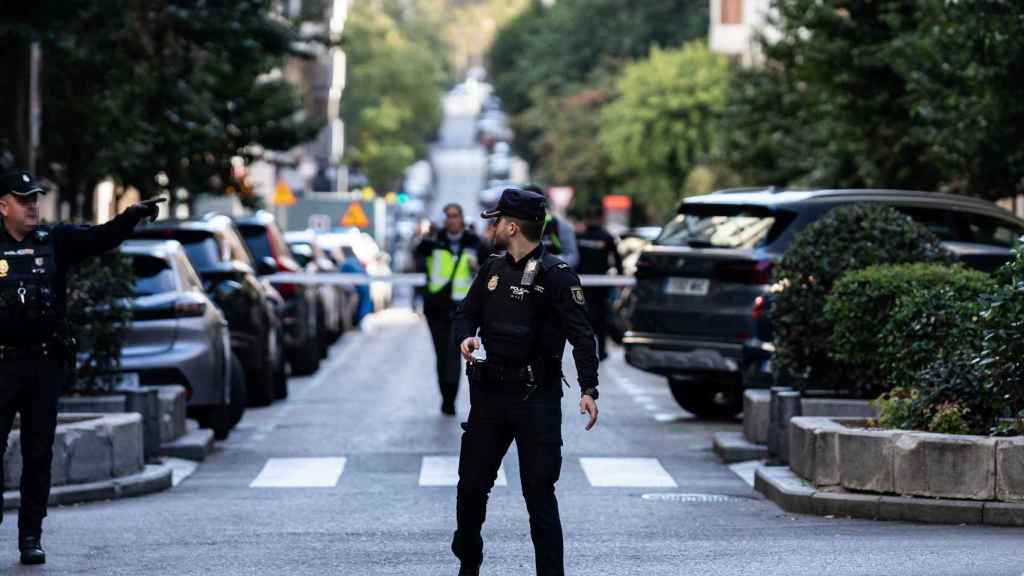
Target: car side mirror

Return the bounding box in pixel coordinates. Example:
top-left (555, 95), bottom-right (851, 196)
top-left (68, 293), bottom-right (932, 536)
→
top-left (257, 256), bottom-right (278, 276)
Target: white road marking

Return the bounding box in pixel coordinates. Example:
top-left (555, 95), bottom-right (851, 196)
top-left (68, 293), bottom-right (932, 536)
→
top-left (653, 412), bottom-right (688, 423)
top-left (250, 457), bottom-right (347, 488)
top-left (643, 403), bottom-right (659, 411)
top-left (579, 457), bottom-right (678, 488)
top-left (633, 396), bottom-right (653, 404)
top-left (728, 460), bottom-right (761, 488)
top-left (419, 456), bottom-right (507, 487)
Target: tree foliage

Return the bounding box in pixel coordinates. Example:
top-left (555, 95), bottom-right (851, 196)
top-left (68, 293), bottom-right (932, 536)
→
top-left (599, 43), bottom-right (732, 217)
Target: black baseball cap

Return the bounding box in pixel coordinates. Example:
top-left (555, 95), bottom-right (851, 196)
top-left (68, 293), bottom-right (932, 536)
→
top-left (480, 187), bottom-right (547, 222)
top-left (0, 171), bottom-right (47, 198)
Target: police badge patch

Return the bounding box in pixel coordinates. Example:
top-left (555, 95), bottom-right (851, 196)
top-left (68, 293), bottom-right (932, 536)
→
top-left (487, 275), bottom-right (499, 291)
top-left (0, 259), bottom-right (8, 278)
top-left (571, 286), bottom-right (585, 305)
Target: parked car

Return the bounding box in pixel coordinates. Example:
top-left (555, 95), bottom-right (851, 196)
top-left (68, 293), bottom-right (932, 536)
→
top-left (623, 188), bottom-right (1024, 418)
top-left (133, 216), bottom-right (288, 404)
top-left (113, 240), bottom-right (244, 439)
top-left (235, 212), bottom-right (322, 376)
top-left (285, 230), bottom-right (352, 350)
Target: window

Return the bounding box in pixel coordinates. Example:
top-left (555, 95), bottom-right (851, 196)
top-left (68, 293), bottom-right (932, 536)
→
top-left (962, 213), bottom-right (1024, 248)
top-left (656, 205), bottom-right (788, 249)
top-left (722, 0), bottom-right (743, 24)
top-left (178, 236), bottom-right (222, 271)
top-left (893, 207), bottom-right (959, 242)
top-left (131, 256), bottom-right (178, 296)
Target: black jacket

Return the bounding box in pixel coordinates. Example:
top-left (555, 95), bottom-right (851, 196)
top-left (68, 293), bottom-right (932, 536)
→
top-left (454, 244), bottom-right (599, 391)
top-left (576, 225), bottom-right (623, 277)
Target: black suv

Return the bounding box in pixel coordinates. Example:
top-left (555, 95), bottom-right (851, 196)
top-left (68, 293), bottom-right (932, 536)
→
top-left (623, 188), bottom-right (1024, 418)
top-left (133, 216), bottom-right (287, 405)
top-left (235, 212), bottom-right (322, 376)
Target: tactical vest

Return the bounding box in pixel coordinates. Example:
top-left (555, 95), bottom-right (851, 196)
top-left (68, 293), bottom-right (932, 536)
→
top-left (0, 228), bottom-right (61, 346)
top-left (480, 253), bottom-right (562, 366)
top-left (427, 247), bottom-right (474, 301)
top-left (541, 214), bottom-right (563, 255)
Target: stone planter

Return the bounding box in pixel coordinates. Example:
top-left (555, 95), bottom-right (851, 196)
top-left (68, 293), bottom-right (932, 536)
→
top-left (59, 385), bottom-right (187, 460)
top-left (4, 413), bottom-right (144, 490)
top-left (743, 389), bottom-right (879, 444)
top-left (789, 416), bottom-right (1024, 503)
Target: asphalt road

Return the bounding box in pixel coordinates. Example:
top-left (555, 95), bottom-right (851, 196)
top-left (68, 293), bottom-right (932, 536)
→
top-left (2, 315), bottom-right (1024, 575)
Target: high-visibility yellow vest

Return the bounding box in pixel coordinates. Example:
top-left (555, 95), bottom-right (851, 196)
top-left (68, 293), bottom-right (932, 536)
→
top-left (427, 248), bottom-right (474, 301)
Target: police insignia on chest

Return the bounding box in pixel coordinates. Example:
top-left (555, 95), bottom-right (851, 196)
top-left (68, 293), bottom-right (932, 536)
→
top-left (509, 285), bottom-right (528, 301)
top-left (0, 259), bottom-right (8, 278)
top-left (521, 258), bottom-right (539, 286)
top-left (487, 274), bottom-right (499, 291)
top-left (571, 286), bottom-right (585, 305)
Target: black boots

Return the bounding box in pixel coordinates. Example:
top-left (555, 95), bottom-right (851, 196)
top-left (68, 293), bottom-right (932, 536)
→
top-left (457, 563), bottom-right (480, 576)
top-left (19, 536), bottom-right (46, 565)
top-left (441, 400), bottom-right (456, 416)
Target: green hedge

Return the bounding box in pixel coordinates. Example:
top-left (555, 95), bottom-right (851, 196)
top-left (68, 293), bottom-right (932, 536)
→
top-left (67, 252), bottom-right (135, 393)
top-left (826, 263), bottom-right (995, 395)
top-left (978, 249), bottom-right (1024, 422)
top-left (771, 204), bottom-right (953, 393)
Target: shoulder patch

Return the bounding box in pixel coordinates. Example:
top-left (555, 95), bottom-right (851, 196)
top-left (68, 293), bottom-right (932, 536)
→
top-left (557, 263), bottom-right (569, 269)
top-left (571, 286), bottom-right (585, 305)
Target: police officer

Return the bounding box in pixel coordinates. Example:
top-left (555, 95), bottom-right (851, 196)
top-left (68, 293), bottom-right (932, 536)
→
top-left (415, 204), bottom-right (480, 415)
top-left (522, 185), bottom-right (579, 269)
top-left (576, 205), bottom-right (623, 361)
top-left (451, 187), bottom-right (599, 576)
top-left (0, 170), bottom-right (163, 565)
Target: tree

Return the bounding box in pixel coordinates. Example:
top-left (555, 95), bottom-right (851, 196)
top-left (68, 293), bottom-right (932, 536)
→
top-left (599, 43), bottom-right (732, 217)
top-left (342, 2), bottom-right (446, 192)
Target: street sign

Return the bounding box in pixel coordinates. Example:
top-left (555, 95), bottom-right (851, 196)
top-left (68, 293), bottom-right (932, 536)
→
top-left (272, 181), bottom-right (296, 206)
top-left (341, 202), bottom-right (370, 228)
top-left (308, 214), bottom-right (331, 231)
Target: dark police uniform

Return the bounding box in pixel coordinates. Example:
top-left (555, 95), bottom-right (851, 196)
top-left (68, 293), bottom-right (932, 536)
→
top-left (451, 188), bottom-right (599, 576)
top-left (576, 222), bottom-right (623, 360)
top-left (0, 170), bottom-right (157, 563)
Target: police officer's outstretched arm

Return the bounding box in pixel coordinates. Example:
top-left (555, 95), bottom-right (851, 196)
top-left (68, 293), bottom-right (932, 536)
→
top-left (454, 257), bottom-right (491, 360)
top-left (58, 197), bottom-right (165, 268)
top-left (547, 263), bottom-right (600, 430)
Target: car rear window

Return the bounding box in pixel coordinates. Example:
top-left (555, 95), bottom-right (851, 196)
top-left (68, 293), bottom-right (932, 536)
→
top-left (238, 225), bottom-right (272, 260)
top-left (656, 204), bottom-right (788, 249)
top-left (962, 213), bottom-right (1024, 247)
top-left (132, 256), bottom-right (177, 296)
top-left (178, 236), bottom-right (222, 271)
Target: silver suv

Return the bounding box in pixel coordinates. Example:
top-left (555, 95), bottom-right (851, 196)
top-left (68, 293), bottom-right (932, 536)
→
top-left (623, 188), bottom-right (1024, 418)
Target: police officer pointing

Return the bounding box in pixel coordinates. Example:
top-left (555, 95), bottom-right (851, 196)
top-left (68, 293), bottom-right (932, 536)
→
top-left (0, 170), bottom-right (163, 565)
top-left (451, 187), bottom-right (599, 576)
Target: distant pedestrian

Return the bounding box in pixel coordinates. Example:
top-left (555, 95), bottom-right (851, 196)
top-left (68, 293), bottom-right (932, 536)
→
top-left (576, 205), bottom-right (623, 361)
top-left (452, 187), bottom-right (599, 576)
top-left (0, 170), bottom-right (162, 565)
top-left (415, 204), bottom-right (480, 415)
top-left (522, 185), bottom-right (579, 269)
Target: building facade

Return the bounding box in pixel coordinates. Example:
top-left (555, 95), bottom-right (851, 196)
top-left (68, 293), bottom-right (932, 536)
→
top-left (708, 0), bottom-right (777, 66)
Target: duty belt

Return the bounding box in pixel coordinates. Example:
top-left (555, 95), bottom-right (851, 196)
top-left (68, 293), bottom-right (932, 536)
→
top-left (0, 342), bottom-right (55, 363)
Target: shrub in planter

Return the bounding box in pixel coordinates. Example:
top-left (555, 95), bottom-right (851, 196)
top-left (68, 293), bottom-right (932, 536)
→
top-left (978, 248), bottom-right (1024, 421)
top-left (66, 252), bottom-right (135, 393)
top-left (771, 204), bottom-right (953, 393)
top-left (826, 263), bottom-right (995, 394)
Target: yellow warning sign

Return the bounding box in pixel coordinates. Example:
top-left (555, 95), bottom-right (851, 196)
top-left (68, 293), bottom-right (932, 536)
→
top-left (272, 181), bottom-right (296, 206)
top-left (340, 202), bottom-right (370, 228)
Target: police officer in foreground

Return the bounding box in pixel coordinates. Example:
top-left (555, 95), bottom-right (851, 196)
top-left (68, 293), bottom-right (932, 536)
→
top-left (451, 187), bottom-right (599, 576)
top-left (0, 170), bottom-right (163, 565)
top-left (415, 203), bottom-right (480, 415)
top-left (576, 205), bottom-right (623, 361)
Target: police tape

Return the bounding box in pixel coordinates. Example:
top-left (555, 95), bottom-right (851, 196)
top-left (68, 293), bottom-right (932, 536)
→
top-left (265, 272), bottom-right (636, 288)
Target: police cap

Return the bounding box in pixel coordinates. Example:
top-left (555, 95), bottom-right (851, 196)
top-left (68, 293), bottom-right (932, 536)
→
top-left (0, 171), bottom-right (47, 198)
top-left (480, 187), bottom-right (546, 222)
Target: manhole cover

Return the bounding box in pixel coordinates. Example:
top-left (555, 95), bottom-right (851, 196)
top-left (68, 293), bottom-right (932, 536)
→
top-left (641, 493), bottom-right (746, 503)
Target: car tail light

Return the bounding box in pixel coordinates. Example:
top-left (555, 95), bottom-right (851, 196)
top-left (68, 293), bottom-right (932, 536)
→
top-left (174, 300), bottom-right (207, 317)
top-left (715, 260), bottom-right (773, 284)
top-left (752, 295), bottom-right (766, 320)
top-left (276, 283), bottom-right (299, 298)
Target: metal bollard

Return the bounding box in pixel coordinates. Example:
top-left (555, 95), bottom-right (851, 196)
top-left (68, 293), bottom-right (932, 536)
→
top-left (776, 390), bottom-right (803, 466)
top-left (767, 386), bottom-right (793, 461)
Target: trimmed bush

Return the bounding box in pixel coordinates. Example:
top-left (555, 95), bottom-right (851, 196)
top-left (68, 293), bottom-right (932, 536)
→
top-left (67, 252), bottom-right (135, 393)
top-left (771, 204), bottom-right (953, 393)
top-left (978, 248), bottom-right (1024, 421)
top-left (826, 263), bottom-right (995, 395)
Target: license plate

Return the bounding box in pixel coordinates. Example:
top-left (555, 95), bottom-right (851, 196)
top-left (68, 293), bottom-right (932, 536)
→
top-left (115, 372), bottom-right (140, 390)
top-left (665, 277), bottom-right (710, 296)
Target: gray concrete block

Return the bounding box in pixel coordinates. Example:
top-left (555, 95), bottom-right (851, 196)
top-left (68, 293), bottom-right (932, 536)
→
top-left (803, 399), bottom-right (878, 418)
top-left (58, 394), bottom-right (127, 414)
top-left (788, 417), bottom-right (820, 481)
top-left (743, 389), bottom-right (770, 444)
top-left (713, 432), bottom-right (768, 464)
top-left (996, 437), bottom-right (1024, 502)
top-left (894, 433), bottom-right (996, 500)
top-left (811, 491), bottom-right (880, 519)
top-left (787, 417), bottom-right (843, 487)
top-left (839, 428), bottom-right (896, 493)
top-left (983, 501), bottom-right (1024, 527)
top-left (49, 433), bottom-right (69, 487)
top-left (114, 464), bottom-right (173, 498)
top-left (754, 466), bottom-right (816, 515)
top-left (813, 425), bottom-right (842, 487)
top-left (3, 432), bottom-right (22, 490)
top-left (66, 427), bottom-right (112, 484)
top-left (160, 427), bottom-right (215, 462)
top-left (886, 496), bottom-right (984, 525)
top-left (102, 414), bottom-right (144, 477)
top-left (157, 385), bottom-right (188, 443)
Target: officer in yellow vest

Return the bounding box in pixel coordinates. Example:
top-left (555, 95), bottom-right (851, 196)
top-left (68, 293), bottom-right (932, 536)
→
top-left (415, 204), bottom-right (480, 415)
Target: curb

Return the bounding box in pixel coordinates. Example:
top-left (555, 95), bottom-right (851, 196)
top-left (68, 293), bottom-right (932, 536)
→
top-left (160, 427), bottom-right (216, 462)
top-left (3, 464), bottom-right (173, 511)
top-left (713, 431), bottom-right (769, 464)
top-left (754, 465), bottom-right (1024, 527)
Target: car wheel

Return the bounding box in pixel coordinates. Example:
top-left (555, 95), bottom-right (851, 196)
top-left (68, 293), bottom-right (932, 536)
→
top-left (668, 377), bottom-right (742, 419)
top-left (228, 352), bottom-right (248, 429)
top-left (288, 335), bottom-right (321, 376)
top-left (246, 343), bottom-right (276, 407)
top-left (273, 336), bottom-right (289, 400)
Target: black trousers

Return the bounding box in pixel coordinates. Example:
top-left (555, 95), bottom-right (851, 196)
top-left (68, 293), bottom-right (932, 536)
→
top-left (427, 315), bottom-right (461, 406)
top-left (452, 383), bottom-right (564, 576)
top-left (0, 357), bottom-right (63, 538)
top-left (583, 287), bottom-right (608, 359)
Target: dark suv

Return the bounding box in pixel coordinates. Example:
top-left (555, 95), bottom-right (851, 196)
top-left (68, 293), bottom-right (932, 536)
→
top-left (235, 212), bottom-right (322, 376)
top-left (623, 188), bottom-right (1024, 418)
top-left (133, 216), bottom-right (287, 406)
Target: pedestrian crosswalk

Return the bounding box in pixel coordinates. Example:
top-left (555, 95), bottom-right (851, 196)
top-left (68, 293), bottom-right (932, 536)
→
top-left (244, 456), bottom-right (683, 489)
